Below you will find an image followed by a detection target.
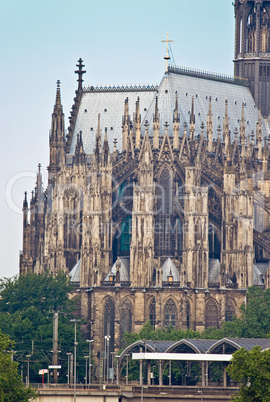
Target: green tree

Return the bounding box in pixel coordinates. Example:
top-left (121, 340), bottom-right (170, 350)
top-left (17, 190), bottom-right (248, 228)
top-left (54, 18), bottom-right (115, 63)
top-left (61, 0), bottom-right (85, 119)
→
top-left (227, 346), bottom-right (270, 401)
top-left (0, 330), bottom-right (36, 401)
top-left (0, 272), bottom-right (86, 384)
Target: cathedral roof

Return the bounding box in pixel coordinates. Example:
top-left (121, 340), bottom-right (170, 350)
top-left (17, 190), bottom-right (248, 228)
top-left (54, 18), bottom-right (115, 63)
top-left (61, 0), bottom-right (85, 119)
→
top-left (162, 258), bottom-right (179, 282)
top-left (69, 68), bottom-right (269, 155)
top-left (69, 259), bottom-right (81, 283)
top-left (104, 257), bottom-right (130, 282)
top-left (209, 259), bottom-right (220, 283)
top-left (253, 263), bottom-right (265, 286)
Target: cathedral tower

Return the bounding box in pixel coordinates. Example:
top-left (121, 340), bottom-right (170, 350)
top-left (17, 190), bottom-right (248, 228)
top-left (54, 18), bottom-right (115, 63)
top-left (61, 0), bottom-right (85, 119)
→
top-left (234, 0), bottom-right (270, 116)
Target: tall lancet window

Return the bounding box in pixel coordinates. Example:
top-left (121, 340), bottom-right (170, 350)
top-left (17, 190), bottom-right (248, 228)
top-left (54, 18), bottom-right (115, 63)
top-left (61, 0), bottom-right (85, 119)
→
top-left (149, 298), bottom-right (156, 329)
top-left (205, 299), bottom-right (219, 329)
top-left (164, 298), bottom-right (177, 328)
top-left (121, 299), bottom-right (133, 338)
top-left (104, 298), bottom-right (115, 352)
top-left (155, 167), bottom-right (175, 256)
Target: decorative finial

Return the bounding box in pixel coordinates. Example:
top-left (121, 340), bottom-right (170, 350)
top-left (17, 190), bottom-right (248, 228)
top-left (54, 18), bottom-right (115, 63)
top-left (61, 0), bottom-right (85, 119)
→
top-left (113, 138), bottom-right (118, 152)
top-left (161, 32), bottom-right (174, 73)
top-left (217, 125), bottom-right (222, 139)
top-left (75, 58), bottom-right (86, 90)
top-left (251, 130), bottom-right (255, 144)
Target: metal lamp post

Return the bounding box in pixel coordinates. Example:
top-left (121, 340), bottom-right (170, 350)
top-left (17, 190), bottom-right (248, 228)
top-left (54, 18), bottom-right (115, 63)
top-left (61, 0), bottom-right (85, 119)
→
top-left (104, 335), bottom-right (111, 383)
top-left (84, 356), bottom-right (88, 386)
top-left (70, 318), bottom-right (81, 402)
top-left (26, 355), bottom-right (31, 387)
top-left (126, 354), bottom-right (130, 385)
top-left (86, 339), bottom-right (94, 385)
top-left (111, 351), bottom-right (116, 383)
top-left (66, 352), bottom-right (71, 384)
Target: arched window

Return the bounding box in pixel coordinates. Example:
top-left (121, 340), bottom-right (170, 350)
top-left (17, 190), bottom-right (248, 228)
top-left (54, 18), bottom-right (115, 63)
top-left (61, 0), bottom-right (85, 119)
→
top-left (157, 167), bottom-right (172, 214)
top-left (149, 298), bottom-right (156, 329)
top-left (164, 298), bottom-right (177, 328)
top-left (205, 299), bottom-right (219, 329)
top-left (225, 299), bottom-right (235, 322)
top-left (104, 298), bottom-right (115, 351)
top-left (155, 167), bottom-right (175, 256)
top-left (121, 299), bottom-right (133, 337)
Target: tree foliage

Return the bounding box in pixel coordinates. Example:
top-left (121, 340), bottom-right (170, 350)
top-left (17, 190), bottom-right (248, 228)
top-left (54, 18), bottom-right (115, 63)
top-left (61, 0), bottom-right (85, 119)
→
top-left (0, 272), bottom-right (86, 384)
top-left (0, 330), bottom-right (36, 401)
top-left (227, 346), bottom-right (270, 402)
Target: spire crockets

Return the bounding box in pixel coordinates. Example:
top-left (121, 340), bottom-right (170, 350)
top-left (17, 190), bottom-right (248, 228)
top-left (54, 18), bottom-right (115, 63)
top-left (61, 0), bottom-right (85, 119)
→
top-left (223, 100), bottom-right (230, 151)
top-left (49, 81), bottom-right (66, 174)
top-left (135, 97), bottom-right (141, 149)
top-left (173, 94), bottom-right (180, 149)
top-left (189, 96), bottom-right (195, 141)
top-left (75, 58), bottom-right (86, 92)
top-left (256, 109), bottom-right (263, 159)
top-left (23, 191), bottom-right (28, 228)
top-left (122, 97), bottom-right (130, 152)
top-left (75, 131), bottom-right (85, 164)
top-left (153, 96), bottom-right (160, 149)
top-left (207, 96), bottom-right (213, 152)
top-left (239, 103), bottom-right (246, 150)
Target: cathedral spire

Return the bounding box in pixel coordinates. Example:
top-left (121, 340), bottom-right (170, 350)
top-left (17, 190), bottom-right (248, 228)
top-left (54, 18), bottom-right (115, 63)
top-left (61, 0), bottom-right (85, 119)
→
top-left (239, 103), bottom-right (246, 149)
top-left (256, 109), bottom-right (263, 159)
top-left (207, 96), bottom-right (213, 152)
top-left (223, 100), bottom-right (230, 152)
top-left (49, 81), bottom-right (66, 174)
top-left (173, 93), bottom-right (180, 149)
top-left (135, 97), bottom-right (141, 149)
top-left (75, 131), bottom-right (85, 164)
top-left (23, 191), bottom-right (28, 228)
top-left (122, 97), bottom-right (129, 152)
top-left (54, 80), bottom-right (62, 113)
top-left (102, 127), bottom-right (110, 165)
top-left (189, 96), bottom-right (195, 141)
top-left (153, 96), bottom-right (160, 149)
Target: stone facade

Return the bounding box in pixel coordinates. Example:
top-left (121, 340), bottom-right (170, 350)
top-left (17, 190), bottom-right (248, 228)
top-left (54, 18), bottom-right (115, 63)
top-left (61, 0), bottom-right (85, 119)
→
top-left (20, 3), bottom-right (270, 357)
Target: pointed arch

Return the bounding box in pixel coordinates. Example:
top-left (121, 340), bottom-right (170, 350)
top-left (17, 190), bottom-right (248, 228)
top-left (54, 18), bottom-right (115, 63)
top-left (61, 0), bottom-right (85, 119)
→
top-left (121, 298), bottom-right (133, 338)
top-left (149, 297), bottom-right (156, 329)
top-left (225, 299), bottom-right (235, 322)
top-left (157, 166), bottom-right (172, 214)
top-left (205, 298), bottom-right (219, 329)
top-left (104, 297), bottom-right (115, 351)
top-left (155, 166), bottom-right (176, 256)
top-left (164, 297), bottom-right (177, 328)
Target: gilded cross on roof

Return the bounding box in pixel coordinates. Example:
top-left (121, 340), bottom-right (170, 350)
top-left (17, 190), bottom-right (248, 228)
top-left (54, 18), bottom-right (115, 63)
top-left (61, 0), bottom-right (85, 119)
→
top-left (161, 32), bottom-right (173, 73)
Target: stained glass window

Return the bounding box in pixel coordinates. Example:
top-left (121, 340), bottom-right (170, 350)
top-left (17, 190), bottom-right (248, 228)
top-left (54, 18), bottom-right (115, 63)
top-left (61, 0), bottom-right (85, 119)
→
top-left (164, 298), bottom-right (177, 328)
top-left (149, 298), bottom-right (156, 329)
top-left (225, 299), bottom-right (235, 322)
top-left (121, 299), bottom-right (133, 337)
top-left (104, 298), bottom-right (115, 351)
top-left (205, 299), bottom-right (219, 328)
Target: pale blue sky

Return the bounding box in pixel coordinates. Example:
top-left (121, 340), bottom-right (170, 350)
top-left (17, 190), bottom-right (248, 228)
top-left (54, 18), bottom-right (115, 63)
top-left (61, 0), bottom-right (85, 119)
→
top-left (1, 0), bottom-right (235, 278)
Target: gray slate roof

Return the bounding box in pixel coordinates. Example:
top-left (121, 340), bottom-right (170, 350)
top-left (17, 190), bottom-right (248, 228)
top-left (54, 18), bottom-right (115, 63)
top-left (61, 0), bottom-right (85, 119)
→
top-left (104, 257), bottom-right (130, 282)
top-left (162, 258), bottom-right (179, 282)
top-left (69, 68), bottom-right (269, 155)
top-left (69, 259), bottom-right (81, 283)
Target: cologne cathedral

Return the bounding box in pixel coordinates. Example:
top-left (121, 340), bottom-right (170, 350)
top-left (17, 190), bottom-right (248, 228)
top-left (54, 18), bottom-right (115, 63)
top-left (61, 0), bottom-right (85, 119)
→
top-left (20, 0), bottom-right (270, 354)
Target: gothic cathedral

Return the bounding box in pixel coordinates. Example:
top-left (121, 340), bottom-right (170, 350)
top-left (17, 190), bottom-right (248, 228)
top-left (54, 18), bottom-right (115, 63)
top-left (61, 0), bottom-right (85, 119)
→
top-left (20, 0), bottom-right (270, 355)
